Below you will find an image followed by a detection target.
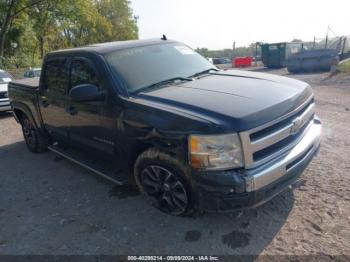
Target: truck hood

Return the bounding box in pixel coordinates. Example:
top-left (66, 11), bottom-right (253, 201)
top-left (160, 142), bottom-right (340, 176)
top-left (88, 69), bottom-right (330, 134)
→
top-left (135, 70), bottom-right (313, 131)
top-left (0, 83), bottom-right (8, 92)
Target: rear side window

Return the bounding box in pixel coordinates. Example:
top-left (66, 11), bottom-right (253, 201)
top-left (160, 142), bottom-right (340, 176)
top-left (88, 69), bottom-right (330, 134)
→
top-left (70, 60), bottom-right (100, 89)
top-left (43, 59), bottom-right (68, 93)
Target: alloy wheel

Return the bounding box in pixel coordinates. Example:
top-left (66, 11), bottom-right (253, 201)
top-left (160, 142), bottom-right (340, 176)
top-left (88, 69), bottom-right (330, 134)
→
top-left (140, 165), bottom-right (189, 215)
top-left (22, 119), bottom-right (36, 150)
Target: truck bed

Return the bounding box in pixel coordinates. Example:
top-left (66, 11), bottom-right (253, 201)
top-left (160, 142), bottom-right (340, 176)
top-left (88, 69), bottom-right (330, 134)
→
top-left (10, 77), bottom-right (39, 89)
top-left (8, 76), bottom-right (42, 127)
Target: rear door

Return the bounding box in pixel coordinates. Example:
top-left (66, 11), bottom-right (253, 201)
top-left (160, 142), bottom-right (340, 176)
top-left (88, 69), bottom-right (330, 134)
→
top-left (39, 58), bottom-right (70, 141)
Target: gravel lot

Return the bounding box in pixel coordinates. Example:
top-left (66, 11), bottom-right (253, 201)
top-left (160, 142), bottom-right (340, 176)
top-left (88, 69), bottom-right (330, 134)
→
top-left (0, 69), bottom-right (349, 257)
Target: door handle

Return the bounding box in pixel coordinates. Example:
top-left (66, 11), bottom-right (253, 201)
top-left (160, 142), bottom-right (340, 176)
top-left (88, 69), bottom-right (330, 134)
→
top-left (41, 100), bottom-right (49, 108)
top-left (66, 106), bottom-right (78, 116)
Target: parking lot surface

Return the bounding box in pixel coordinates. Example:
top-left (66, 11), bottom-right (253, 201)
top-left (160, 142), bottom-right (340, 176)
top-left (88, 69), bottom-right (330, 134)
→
top-left (0, 69), bottom-right (349, 256)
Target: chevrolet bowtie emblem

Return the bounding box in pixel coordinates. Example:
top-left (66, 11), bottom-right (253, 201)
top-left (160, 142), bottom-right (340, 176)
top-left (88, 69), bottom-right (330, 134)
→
top-left (291, 117), bottom-right (303, 134)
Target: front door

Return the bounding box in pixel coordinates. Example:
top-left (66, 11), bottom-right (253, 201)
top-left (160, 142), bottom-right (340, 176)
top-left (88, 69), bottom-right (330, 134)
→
top-left (67, 58), bottom-right (114, 155)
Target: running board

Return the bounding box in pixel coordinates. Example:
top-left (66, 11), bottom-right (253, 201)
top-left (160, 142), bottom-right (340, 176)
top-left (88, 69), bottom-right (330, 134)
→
top-left (48, 144), bottom-right (127, 185)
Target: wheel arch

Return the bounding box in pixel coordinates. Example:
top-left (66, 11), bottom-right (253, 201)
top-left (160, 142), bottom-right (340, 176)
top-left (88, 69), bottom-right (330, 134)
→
top-left (133, 147), bottom-right (191, 182)
top-left (128, 137), bottom-right (189, 176)
top-left (11, 102), bottom-right (39, 129)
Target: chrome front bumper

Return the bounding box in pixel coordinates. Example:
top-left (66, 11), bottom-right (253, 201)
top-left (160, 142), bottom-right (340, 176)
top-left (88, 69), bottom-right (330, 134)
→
top-left (0, 99), bottom-right (11, 112)
top-left (244, 118), bottom-right (322, 192)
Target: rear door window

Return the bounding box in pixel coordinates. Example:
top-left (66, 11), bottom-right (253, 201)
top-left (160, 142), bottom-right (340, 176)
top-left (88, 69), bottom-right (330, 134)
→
top-left (43, 59), bottom-right (68, 93)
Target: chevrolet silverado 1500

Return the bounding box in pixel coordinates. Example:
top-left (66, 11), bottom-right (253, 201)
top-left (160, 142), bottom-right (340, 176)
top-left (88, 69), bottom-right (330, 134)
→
top-left (8, 38), bottom-right (322, 215)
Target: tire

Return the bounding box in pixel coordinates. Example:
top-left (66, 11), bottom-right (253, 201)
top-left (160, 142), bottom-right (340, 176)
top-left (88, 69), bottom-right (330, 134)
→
top-left (134, 148), bottom-right (194, 216)
top-left (20, 115), bottom-right (49, 153)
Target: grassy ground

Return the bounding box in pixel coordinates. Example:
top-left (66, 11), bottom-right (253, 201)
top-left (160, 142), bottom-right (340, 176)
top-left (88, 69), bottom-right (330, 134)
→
top-left (338, 59), bottom-right (350, 73)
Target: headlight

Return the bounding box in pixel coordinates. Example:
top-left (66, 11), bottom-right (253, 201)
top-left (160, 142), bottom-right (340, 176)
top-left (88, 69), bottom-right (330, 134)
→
top-left (189, 133), bottom-right (243, 170)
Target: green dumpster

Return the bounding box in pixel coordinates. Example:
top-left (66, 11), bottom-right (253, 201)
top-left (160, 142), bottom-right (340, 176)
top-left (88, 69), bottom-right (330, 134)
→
top-left (261, 42), bottom-right (302, 68)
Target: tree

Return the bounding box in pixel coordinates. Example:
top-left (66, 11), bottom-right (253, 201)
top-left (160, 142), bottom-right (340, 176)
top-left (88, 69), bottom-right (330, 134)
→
top-left (0, 0), bottom-right (18, 57)
top-left (0, 0), bottom-right (45, 57)
top-left (29, 0), bottom-right (57, 58)
top-left (96, 0), bottom-right (138, 41)
top-left (56, 0), bottom-right (112, 47)
top-left (0, 0), bottom-right (139, 68)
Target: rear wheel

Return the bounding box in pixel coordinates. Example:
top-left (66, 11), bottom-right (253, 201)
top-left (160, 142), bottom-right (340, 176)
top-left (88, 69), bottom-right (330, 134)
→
top-left (20, 115), bottom-right (49, 153)
top-left (134, 149), bottom-right (192, 216)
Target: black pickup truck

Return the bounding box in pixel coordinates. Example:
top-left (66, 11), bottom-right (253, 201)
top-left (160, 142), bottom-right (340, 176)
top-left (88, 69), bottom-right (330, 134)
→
top-left (8, 38), bottom-right (322, 216)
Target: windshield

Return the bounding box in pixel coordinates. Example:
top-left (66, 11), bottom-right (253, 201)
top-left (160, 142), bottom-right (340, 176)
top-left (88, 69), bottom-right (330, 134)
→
top-left (105, 42), bottom-right (216, 93)
top-left (0, 71), bottom-right (12, 84)
top-left (33, 69), bottom-right (41, 77)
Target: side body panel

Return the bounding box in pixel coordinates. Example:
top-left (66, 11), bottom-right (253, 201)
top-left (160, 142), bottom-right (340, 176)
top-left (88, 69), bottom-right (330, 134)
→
top-left (116, 98), bottom-right (220, 171)
top-left (8, 83), bottom-right (42, 129)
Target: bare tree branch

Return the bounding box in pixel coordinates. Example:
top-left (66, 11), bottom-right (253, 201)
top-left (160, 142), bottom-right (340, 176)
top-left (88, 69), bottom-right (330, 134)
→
top-left (11, 0), bottom-right (45, 18)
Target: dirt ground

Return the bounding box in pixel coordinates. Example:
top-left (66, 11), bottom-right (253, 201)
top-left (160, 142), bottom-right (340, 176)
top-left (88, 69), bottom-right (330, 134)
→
top-left (0, 69), bottom-right (349, 257)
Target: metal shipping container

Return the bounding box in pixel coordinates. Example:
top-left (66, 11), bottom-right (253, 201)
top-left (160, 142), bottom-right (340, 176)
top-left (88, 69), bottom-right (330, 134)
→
top-left (287, 49), bottom-right (339, 73)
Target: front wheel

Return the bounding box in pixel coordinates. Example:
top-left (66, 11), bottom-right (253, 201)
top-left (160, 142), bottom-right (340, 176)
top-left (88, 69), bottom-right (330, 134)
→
top-left (134, 149), bottom-right (193, 216)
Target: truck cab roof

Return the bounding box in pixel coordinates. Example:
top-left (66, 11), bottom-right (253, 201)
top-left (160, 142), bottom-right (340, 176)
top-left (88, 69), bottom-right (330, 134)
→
top-left (48, 38), bottom-right (178, 57)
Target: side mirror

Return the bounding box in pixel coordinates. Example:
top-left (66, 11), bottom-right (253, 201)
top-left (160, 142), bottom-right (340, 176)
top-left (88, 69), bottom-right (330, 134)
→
top-left (69, 84), bottom-right (105, 102)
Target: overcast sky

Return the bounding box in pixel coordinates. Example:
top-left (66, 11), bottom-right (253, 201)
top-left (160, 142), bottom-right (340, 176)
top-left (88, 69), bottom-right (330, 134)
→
top-left (131, 0), bottom-right (349, 50)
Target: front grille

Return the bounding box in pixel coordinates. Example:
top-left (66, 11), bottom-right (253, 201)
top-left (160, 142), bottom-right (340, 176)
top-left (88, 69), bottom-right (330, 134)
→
top-left (250, 98), bottom-right (314, 141)
top-left (0, 91), bottom-right (8, 99)
top-left (252, 118), bottom-right (312, 162)
top-left (240, 96), bottom-right (315, 168)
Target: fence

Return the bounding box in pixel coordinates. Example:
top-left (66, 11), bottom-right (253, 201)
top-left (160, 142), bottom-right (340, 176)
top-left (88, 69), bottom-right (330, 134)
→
top-left (3, 68), bottom-right (28, 80)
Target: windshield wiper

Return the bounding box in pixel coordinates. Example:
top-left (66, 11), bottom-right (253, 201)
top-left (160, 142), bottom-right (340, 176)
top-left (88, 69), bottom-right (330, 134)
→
top-left (135, 77), bottom-right (192, 94)
top-left (189, 68), bottom-right (219, 78)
